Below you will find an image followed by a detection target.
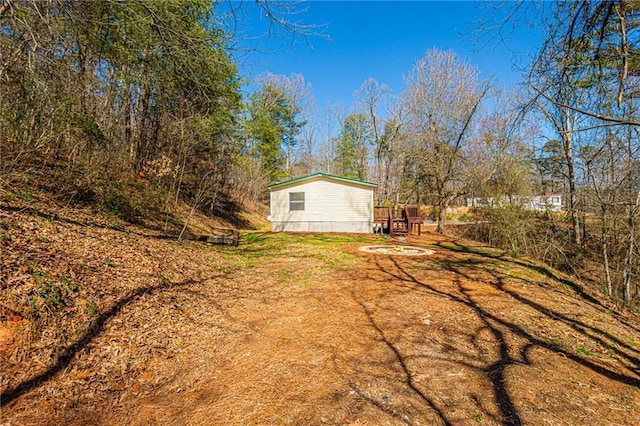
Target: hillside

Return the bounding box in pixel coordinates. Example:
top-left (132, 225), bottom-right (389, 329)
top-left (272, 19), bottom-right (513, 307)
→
top-left (1, 181), bottom-right (639, 425)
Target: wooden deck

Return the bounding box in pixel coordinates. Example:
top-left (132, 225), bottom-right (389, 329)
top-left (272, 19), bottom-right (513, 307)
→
top-left (374, 205), bottom-right (424, 237)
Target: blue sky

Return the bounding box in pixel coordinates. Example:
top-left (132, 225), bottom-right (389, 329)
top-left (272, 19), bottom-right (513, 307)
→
top-left (226, 1), bottom-right (544, 111)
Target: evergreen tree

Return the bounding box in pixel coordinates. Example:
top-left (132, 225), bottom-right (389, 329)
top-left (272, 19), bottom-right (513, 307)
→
top-left (334, 113), bottom-right (373, 180)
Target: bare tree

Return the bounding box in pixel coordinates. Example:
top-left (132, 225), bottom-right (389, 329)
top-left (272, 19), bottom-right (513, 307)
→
top-left (531, 1), bottom-right (639, 302)
top-left (316, 102), bottom-right (345, 175)
top-left (530, 83), bottom-right (584, 246)
top-left (403, 49), bottom-right (491, 233)
top-left (224, 0), bottom-right (329, 47)
top-left (470, 0), bottom-right (640, 303)
top-left (376, 100), bottom-right (408, 205)
top-left (295, 95), bottom-right (319, 176)
top-left (354, 78), bottom-right (390, 184)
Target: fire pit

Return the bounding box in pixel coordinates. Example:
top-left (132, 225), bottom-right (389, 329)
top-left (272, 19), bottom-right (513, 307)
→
top-left (358, 245), bottom-right (435, 256)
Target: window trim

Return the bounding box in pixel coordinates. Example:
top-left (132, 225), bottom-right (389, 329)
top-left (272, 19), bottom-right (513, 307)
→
top-left (289, 192), bottom-right (305, 211)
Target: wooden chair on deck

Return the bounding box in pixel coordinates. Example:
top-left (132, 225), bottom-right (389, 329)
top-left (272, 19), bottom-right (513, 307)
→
top-left (373, 206), bottom-right (392, 235)
top-left (403, 205), bottom-right (424, 236)
top-left (374, 206), bottom-right (408, 237)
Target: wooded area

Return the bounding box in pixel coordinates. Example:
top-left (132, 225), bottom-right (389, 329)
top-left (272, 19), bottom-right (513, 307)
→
top-left (1, 0), bottom-right (638, 304)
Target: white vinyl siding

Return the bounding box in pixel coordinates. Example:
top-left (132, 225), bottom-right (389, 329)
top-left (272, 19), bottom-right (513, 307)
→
top-left (270, 176), bottom-right (375, 233)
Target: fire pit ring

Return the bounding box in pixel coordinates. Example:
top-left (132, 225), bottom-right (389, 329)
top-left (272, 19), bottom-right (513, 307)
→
top-left (359, 245), bottom-right (435, 256)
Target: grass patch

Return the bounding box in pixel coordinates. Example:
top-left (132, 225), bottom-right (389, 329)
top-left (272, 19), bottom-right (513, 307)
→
top-left (214, 232), bottom-right (369, 272)
top-left (625, 337), bottom-right (640, 349)
top-left (86, 302), bottom-right (99, 316)
top-left (576, 344), bottom-right (594, 357)
top-left (497, 264), bottom-right (548, 285)
top-left (279, 268), bottom-right (293, 282)
top-left (437, 241), bottom-right (503, 257)
top-left (27, 264), bottom-right (77, 318)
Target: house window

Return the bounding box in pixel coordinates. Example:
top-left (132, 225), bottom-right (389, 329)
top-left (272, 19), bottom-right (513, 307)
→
top-left (289, 192), bottom-right (305, 211)
top-left (551, 197), bottom-right (560, 204)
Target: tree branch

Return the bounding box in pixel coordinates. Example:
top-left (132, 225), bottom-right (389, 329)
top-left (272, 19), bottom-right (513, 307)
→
top-left (0, 0), bottom-right (13, 19)
top-left (532, 86), bottom-right (640, 126)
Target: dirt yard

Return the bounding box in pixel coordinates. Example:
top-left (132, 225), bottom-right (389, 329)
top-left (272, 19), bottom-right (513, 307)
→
top-left (1, 206), bottom-right (639, 425)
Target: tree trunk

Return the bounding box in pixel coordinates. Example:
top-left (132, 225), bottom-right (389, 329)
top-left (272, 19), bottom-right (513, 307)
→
top-left (563, 126), bottom-right (581, 246)
top-left (601, 206), bottom-right (613, 297)
top-left (286, 129), bottom-right (292, 178)
top-left (622, 191), bottom-right (639, 303)
top-left (125, 82), bottom-right (133, 163)
top-left (437, 203), bottom-right (447, 234)
top-left (436, 195), bottom-right (454, 234)
top-left (135, 84), bottom-right (151, 169)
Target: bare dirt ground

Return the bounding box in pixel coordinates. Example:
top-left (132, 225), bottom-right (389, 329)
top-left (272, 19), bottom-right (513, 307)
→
top-left (1, 205), bottom-right (639, 425)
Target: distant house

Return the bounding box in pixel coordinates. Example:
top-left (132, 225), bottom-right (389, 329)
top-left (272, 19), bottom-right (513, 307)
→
top-left (466, 192), bottom-right (563, 212)
top-left (268, 172), bottom-right (377, 233)
top-left (525, 192), bottom-right (563, 212)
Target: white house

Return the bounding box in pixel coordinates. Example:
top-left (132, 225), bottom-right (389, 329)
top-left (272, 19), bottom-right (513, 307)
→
top-left (525, 192), bottom-right (563, 212)
top-left (268, 172), bottom-right (377, 233)
top-left (466, 192), bottom-right (563, 212)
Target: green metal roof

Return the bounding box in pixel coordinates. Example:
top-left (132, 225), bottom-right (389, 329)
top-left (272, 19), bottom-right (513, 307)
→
top-left (268, 172), bottom-right (378, 189)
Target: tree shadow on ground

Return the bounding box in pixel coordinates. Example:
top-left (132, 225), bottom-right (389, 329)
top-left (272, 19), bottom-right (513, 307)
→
top-left (441, 259), bottom-right (640, 377)
top-left (1, 204), bottom-right (181, 238)
top-left (0, 204), bottom-right (240, 242)
top-left (436, 240), bottom-right (640, 335)
top-left (356, 246), bottom-right (640, 425)
top-left (437, 240), bottom-right (640, 349)
top-left (376, 257), bottom-right (524, 426)
top-left (0, 276), bottom-right (210, 405)
top-left (348, 289), bottom-right (454, 426)
top-left (209, 199), bottom-right (255, 230)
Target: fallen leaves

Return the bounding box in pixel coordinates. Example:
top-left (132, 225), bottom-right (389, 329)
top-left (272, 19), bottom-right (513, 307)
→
top-left (1, 201), bottom-right (639, 426)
